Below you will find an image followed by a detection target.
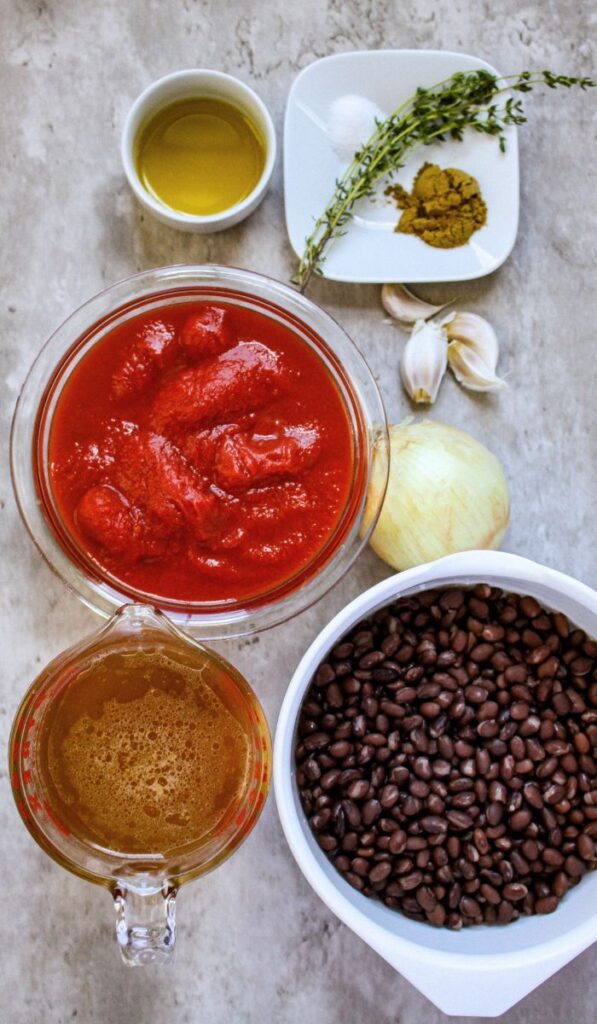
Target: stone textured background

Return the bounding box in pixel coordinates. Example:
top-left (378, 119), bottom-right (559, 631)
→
top-left (1, 1), bottom-right (595, 1021)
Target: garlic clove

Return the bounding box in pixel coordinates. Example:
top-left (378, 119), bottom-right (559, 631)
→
top-left (382, 283), bottom-right (453, 325)
top-left (448, 339), bottom-right (506, 393)
top-left (442, 311), bottom-right (500, 371)
top-left (400, 319), bottom-right (448, 405)
top-left (443, 311), bottom-right (505, 392)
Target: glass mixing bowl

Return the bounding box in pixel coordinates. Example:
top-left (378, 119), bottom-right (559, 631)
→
top-left (11, 265), bottom-right (388, 639)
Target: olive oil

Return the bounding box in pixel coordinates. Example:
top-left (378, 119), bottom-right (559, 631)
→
top-left (135, 96), bottom-right (266, 216)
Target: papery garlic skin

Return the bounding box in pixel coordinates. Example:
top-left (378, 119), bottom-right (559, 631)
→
top-left (443, 311), bottom-right (506, 392)
top-left (400, 319), bottom-right (448, 404)
top-left (448, 341), bottom-right (506, 392)
top-left (381, 283), bottom-right (451, 325)
top-left (362, 418), bottom-right (510, 570)
top-left (443, 312), bottom-right (499, 364)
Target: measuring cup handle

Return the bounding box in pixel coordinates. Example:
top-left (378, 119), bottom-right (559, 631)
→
top-left (113, 882), bottom-right (177, 965)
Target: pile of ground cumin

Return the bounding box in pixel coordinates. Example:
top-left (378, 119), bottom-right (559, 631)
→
top-left (386, 162), bottom-right (487, 248)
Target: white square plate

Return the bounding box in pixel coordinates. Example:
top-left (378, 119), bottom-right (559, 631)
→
top-left (284, 50), bottom-right (519, 283)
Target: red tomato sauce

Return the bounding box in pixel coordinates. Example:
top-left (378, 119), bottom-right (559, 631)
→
top-left (45, 300), bottom-right (358, 606)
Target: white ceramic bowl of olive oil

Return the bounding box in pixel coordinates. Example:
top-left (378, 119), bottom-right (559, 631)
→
top-left (122, 69), bottom-right (277, 233)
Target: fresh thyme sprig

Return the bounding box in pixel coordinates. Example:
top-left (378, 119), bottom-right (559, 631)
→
top-left (292, 70), bottom-right (595, 291)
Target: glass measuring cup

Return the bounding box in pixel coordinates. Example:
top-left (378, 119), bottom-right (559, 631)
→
top-left (9, 604), bottom-right (271, 964)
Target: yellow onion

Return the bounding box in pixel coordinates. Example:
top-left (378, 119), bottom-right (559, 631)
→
top-left (363, 418), bottom-right (510, 570)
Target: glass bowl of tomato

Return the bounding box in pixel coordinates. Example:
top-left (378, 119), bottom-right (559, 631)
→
top-left (11, 265), bottom-right (389, 638)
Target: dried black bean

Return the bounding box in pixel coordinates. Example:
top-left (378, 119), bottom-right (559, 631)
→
top-left (295, 586), bottom-right (597, 930)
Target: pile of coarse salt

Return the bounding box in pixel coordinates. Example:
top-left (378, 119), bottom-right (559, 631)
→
top-left (326, 94), bottom-right (387, 162)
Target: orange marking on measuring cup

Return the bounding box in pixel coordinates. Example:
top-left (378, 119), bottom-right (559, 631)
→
top-left (43, 800), bottom-right (70, 837)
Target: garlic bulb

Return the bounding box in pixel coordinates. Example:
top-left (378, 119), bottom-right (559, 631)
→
top-left (362, 418), bottom-right (510, 570)
top-left (443, 312), bottom-right (505, 392)
top-left (400, 319), bottom-right (448, 404)
top-left (382, 283), bottom-right (452, 325)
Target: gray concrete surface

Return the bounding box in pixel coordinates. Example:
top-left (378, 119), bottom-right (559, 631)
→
top-left (1, 1), bottom-right (595, 1022)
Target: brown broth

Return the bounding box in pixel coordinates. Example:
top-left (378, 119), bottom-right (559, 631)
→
top-left (37, 643), bottom-right (251, 856)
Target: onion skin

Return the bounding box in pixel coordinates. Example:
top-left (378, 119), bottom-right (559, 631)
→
top-left (362, 419), bottom-right (510, 570)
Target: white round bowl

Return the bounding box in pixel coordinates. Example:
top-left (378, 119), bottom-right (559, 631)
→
top-left (121, 69), bottom-right (277, 232)
top-left (274, 551), bottom-right (597, 1017)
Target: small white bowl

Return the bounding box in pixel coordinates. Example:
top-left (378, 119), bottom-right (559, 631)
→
top-left (274, 551), bottom-right (597, 1017)
top-left (121, 69), bottom-right (277, 233)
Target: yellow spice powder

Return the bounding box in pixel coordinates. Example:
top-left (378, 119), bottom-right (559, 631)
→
top-left (386, 162), bottom-right (487, 248)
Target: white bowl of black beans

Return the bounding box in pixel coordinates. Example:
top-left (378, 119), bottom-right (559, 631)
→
top-left (274, 550), bottom-right (597, 1017)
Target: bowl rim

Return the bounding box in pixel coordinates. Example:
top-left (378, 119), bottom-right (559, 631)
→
top-left (10, 263), bottom-right (389, 639)
top-left (121, 68), bottom-right (277, 226)
top-left (274, 550), bottom-right (597, 968)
